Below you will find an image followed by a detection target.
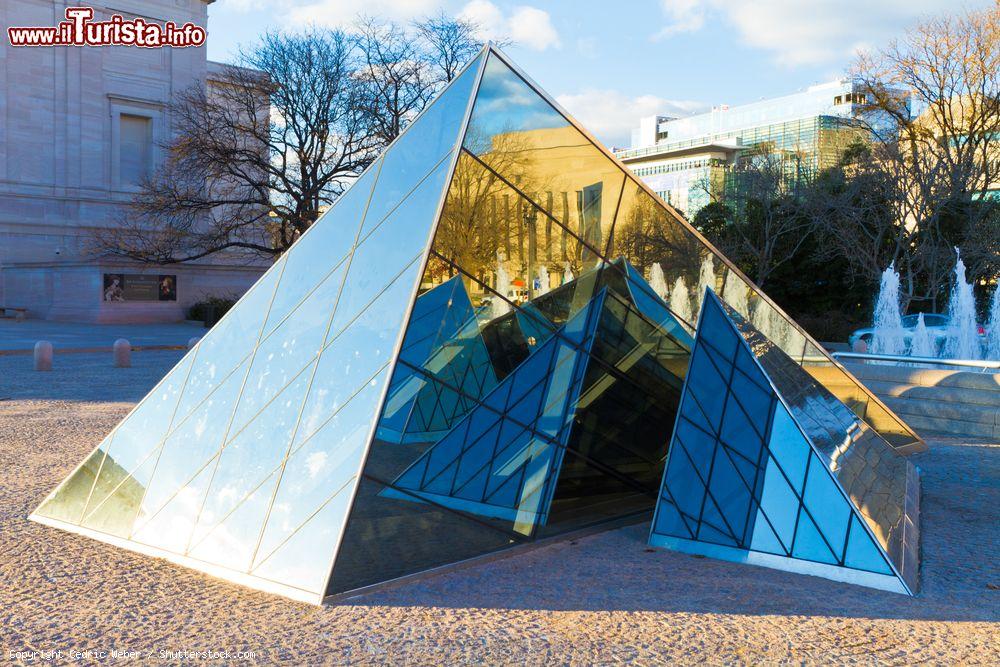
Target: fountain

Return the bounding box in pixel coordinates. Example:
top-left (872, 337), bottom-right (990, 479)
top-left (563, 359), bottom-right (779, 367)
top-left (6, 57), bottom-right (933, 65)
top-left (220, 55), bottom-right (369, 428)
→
top-left (670, 276), bottom-right (693, 326)
top-left (752, 300), bottom-right (782, 350)
top-left (535, 265), bottom-right (551, 297)
top-left (909, 313), bottom-right (936, 358)
top-left (943, 250), bottom-right (981, 360)
top-left (870, 263), bottom-right (907, 356)
top-left (491, 253), bottom-right (512, 319)
top-left (695, 256), bottom-right (715, 314)
top-left (648, 262), bottom-right (669, 301)
top-left (562, 262), bottom-right (574, 285)
top-left (987, 287), bottom-right (1000, 361)
top-left (722, 270), bottom-right (749, 319)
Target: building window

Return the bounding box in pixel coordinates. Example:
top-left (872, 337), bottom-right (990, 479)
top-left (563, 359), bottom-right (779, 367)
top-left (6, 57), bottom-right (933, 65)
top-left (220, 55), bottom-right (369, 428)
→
top-left (119, 114), bottom-right (152, 187)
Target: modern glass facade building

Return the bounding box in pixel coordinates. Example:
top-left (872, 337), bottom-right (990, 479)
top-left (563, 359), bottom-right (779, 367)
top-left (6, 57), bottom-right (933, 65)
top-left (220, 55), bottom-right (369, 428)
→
top-left (31, 47), bottom-right (922, 604)
top-left (616, 81), bottom-right (877, 217)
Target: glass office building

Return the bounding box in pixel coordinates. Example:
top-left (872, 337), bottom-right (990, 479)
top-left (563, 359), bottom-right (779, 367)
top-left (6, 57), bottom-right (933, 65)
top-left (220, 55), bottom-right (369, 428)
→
top-left (31, 47), bottom-right (921, 604)
top-left (616, 81), bottom-right (876, 217)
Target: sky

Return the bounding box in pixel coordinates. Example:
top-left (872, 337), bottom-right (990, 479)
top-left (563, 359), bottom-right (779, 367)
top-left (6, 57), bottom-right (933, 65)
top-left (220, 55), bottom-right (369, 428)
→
top-left (205, 0), bottom-right (989, 148)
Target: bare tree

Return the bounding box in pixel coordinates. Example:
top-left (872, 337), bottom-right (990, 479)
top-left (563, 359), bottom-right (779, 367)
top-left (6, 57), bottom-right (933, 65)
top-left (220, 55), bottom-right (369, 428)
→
top-left (99, 14), bottom-right (488, 265)
top-left (98, 30), bottom-right (377, 263)
top-left (847, 5), bottom-right (1000, 310)
top-left (692, 145), bottom-right (816, 287)
top-left (414, 11), bottom-right (488, 84)
top-left (354, 17), bottom-right (437, 145)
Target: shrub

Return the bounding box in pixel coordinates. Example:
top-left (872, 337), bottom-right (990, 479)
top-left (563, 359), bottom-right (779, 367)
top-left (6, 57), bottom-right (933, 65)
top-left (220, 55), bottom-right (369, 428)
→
top-left (188, 295), bottom-right (237, 323)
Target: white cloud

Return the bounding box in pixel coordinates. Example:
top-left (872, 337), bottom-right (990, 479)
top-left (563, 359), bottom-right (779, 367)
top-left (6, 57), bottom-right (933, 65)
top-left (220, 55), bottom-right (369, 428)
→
top-left (224, 0), bottom-right (269, 11)
top-left (508, 6), bottom-right (561, 50)
top-left (459, 1), bottom-right (561, 51)
top-left (656, 0), bottom-right (705, 38)
top-left (556, 89), bottom-right (708, 148)
top-left (286, 0), bottom-right (439, 29)
top-left (654, 0), bottom-right (988, 67)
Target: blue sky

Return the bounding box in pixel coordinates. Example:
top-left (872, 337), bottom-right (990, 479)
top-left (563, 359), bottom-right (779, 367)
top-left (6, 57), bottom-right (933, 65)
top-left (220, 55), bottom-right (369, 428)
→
top-left (205, 0), bottom-right (988, 148)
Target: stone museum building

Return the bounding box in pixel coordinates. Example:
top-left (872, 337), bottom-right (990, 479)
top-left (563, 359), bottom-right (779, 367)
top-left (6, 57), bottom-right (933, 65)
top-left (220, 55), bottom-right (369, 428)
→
top-left (0, 0), bottom-right (264, 322)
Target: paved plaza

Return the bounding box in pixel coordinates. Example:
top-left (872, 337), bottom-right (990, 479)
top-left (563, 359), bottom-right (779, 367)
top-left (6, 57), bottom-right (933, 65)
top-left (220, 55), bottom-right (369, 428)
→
top-left (0, 319), bottom-right (204, 352)
top-left (0, 351), bottom-right (996, 664)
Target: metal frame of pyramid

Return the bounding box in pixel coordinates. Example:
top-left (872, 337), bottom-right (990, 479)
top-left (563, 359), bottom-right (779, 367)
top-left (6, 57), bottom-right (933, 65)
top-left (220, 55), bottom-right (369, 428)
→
top-left (31, 45), bottom-right (923, 604)
top-left (651, 289), bottom-right (920, 594)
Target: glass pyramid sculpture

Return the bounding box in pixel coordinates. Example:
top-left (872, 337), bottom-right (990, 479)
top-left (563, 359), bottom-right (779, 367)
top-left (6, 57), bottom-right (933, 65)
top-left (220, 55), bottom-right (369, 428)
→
top-left (32, 46), bottom-right (922, 604)
top-left (650, 289), bottom-right (920, 594)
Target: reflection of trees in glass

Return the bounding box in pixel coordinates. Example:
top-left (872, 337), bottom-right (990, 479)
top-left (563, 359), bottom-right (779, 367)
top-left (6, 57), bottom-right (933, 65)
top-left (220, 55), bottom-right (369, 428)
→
top-left (613, 185), bottom-right (706, 287)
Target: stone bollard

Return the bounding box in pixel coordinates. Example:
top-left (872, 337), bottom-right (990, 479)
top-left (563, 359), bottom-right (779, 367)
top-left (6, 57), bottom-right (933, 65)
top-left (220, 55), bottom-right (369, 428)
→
top-left (113, 339), bottom-right (131, 368)
top-left (852, 338), bottom-right (868, 354)
top-left (187, 337), bottom-right (200, 350)
top-left (34, 341), bottom-right (53, 371)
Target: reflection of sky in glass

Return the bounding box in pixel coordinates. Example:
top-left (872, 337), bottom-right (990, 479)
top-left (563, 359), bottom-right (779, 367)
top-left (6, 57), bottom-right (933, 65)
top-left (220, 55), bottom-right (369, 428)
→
top-left (464, 54), bottom-right (568, 155)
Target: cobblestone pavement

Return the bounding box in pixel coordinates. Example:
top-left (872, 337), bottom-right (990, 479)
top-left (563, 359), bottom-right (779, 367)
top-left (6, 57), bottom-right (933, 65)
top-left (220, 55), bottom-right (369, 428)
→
top-left (0, 352), bottom-right (997, 665)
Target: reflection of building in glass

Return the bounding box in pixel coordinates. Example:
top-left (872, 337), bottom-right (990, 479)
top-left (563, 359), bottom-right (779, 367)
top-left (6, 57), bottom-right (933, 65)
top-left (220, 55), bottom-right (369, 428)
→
top-left (616, 81), bottom-right (885, 217)
top-left (31, 47), bottom-right (922, 605)
top-left (652, 291), bottom-right (919, 595)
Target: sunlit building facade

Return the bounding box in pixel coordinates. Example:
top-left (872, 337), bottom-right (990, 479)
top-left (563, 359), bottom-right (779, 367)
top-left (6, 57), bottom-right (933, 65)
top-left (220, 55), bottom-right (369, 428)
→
top-left (32, 47), bottom-right (921, 604)
top-left (616, 80), bottom-right (877, 217)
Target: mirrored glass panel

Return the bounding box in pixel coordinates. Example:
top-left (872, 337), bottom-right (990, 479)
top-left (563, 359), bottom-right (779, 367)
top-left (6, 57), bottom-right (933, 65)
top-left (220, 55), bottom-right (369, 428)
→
top-left (463, 54), bottom-right (625, 261)
top-left (262, 159), bottom-right (382, 335)
top-left (359, 52), bottom-right (483, 237)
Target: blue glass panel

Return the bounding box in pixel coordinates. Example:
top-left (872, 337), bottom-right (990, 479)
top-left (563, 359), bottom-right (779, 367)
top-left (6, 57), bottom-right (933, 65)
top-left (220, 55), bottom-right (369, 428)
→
top-left (381, 290), bottom-right (604, 530)
top-left (253, 368), bottom-right (388, 568)
top-left (729, 359), bottom-right (772, 435)
top-left (674, 417), bottom-right (715, 478)
top-left (263, 161), bottom-right (380, 335)
top-left (756, 455), bottom-right (798, 550)
top-left (515, 302), bottom-right (554, 347)
top-left (330, 157), bottom-right (453, 338)
top-left (174, 258), bottom-right (284, 421)
top-left (707, 446), bottom-right (754, 545)
top-left (749, 509), bottom-right (787, 556)
top-left (767, 403), bottom-right (809, 493)
top-left (653, 497), bottom-right (694, 539)
top-left (359, 53), bottom-right (482, 237)
top-left (844, 515), bottom-right (894, 575)
top-left (720, 394), bottom-right (766, 463)
top-left (378, 276), bottom-right (499, 445)
top-left (791, 508), bottom-right (838, 565)
top-left (699, 294), bottom-right (739, 361)
top-left (698, 496), bottom-right (738, 546)
top-left (802, 453), bottom-right (850, 558)
top-left (685, 346), bottom-right (728, 432)
top-left (661, 445), bottom-right (707, 524)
